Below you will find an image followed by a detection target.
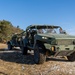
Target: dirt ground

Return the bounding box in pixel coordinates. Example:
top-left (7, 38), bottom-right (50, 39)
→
top-left (0, 43), bottom-right (7, 49)
top-left (0, 43), bottom-right (75, 75)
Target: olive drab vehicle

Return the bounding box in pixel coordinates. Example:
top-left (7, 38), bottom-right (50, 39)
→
top-left (7, 31), bottom-right (26, 50)
top-left (21, 25), bottom-right (75, 64)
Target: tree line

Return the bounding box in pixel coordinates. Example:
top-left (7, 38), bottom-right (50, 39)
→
top-left (0, 20), bottom-right (23, 43)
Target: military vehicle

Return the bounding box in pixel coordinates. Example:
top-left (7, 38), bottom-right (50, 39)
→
top-left (7, 31), bottom-right (26, 50)
top-left (21, 25), bottom-right (75, 64)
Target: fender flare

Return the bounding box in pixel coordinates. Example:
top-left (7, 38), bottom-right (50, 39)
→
top-left (7, 41), bottom-right (12, 45)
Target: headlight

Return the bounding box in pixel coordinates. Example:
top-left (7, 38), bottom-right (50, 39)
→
top-left (42, 37), bottom-right (48, 39)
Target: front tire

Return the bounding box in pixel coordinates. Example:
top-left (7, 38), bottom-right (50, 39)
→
top-left (34, 44), bottom-right (46, 64)
top-left (67, 52), bottom-right (75, 61)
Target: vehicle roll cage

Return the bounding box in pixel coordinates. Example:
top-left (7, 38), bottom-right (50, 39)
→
top-left (26, 25), bottom-right (60, 31)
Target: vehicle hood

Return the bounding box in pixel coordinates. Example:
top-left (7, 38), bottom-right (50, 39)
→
top-left (38, 33), bottom-right (75, 39)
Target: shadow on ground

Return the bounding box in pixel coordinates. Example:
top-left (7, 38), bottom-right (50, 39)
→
top-left (0, 49), bottom-right (70, 65)
top-left (0, 50), bottom-right (35, 65)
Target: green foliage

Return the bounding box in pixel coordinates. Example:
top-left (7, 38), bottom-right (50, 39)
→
top-left (0, 20), bottom-right (23, 43)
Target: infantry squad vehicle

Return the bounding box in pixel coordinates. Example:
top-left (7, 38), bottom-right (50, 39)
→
top-left (20, 25), bottom-right (75, 64)
top-left (7, 31), bottom-right (26, 50)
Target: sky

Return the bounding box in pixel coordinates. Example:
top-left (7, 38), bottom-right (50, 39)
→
top-left (0, 0), bottom-right (75, 35)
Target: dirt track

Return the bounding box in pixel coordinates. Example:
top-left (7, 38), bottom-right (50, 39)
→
top-left (0, 43), bottom-right (7, 49)
top-left (0, 43), bottom-right (75, 75)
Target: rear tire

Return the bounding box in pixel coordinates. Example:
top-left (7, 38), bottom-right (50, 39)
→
top-left (22, 47), bottom-right (28, 55)
top-left (8, 43), bottom-right (12, 50)
top-left (34, 44), bottom-right (46, 64)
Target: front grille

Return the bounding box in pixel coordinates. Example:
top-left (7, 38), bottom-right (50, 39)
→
top-left (57, 39), bottom-right (73, 45)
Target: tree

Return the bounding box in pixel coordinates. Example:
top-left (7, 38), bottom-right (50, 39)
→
top-left (17, 25), bottom-right (19, 28)
top-left (0, 20), bottom-right (23, 43)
